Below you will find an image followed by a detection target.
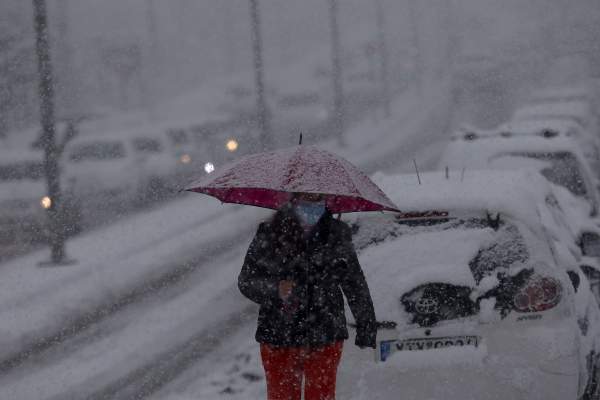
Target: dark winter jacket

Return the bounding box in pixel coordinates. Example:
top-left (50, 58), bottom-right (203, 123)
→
top-left (238, 206), bottom-right (377, 348)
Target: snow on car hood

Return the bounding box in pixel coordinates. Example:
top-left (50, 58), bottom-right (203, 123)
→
top-left (356, 224), bottom-right (494, 324)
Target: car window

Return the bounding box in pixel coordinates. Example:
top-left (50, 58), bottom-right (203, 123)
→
top-left (69, 142), bottom-right (126, 162)
top-left (489, 152), bottom-right (588, 197)
top-left (133, 138), bottom-right (163, 154)
top-left (0, 161), bottom-right (44, 182)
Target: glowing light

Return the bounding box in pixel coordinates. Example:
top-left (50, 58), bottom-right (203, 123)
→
top-left (181, 154), bottom-right (191, 164)
top-left (41, 196), bottom-right (51, 209)
top-left (227, 140), bottom-right (238, 151)
top-left (205, 162), bottom-right (215, 173)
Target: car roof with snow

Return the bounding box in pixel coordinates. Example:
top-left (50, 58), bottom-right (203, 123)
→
top-left (440, 133), bottom-right (592, 165)
top-left (528, 85), bottom-right (598, 103)
top-left (370, 169), bottom-right (589, 239)
top-left (437, 135), bottom-right (599, 206)
top-left (512, 101), bottom-right (594, 127)
top-left (497, 119), bottom-right (585, 137)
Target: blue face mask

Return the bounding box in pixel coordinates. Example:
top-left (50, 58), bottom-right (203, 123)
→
top-left (296, 200), bottom-right (325, 225)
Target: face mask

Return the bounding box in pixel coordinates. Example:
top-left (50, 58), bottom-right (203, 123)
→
top-left (296, 200), bottom-right (325, 225)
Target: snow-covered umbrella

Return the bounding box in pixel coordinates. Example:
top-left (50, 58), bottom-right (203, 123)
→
top-left (182, 145), bottom-right (400, 214)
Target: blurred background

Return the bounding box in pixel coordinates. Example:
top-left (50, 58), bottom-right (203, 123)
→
top-left (0, 1), bottom-right (599, 398)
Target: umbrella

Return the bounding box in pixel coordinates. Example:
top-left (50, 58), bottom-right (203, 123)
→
top-left (183, 145), bottom-right (400, 214)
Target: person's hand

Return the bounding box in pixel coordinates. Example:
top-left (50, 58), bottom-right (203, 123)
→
top-left (279, 280), bottom-right (296, 298)
top-left (359, 346), bottom-right (367, 349)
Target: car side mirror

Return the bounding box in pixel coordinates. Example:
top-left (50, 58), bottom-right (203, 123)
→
top-left (579, 232), bottom-right (600, 257)
top-left (567, 271), bottom-right (580, 292)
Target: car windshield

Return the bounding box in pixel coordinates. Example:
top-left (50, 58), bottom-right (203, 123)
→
top-left (69, 142), bottom-right (126, 162)
top-left (0, 161), bottom-right (44, 182)
top-left (133, 138), bottom-right (163, 154)
top-left (489, 152), bottom-right (588, 197)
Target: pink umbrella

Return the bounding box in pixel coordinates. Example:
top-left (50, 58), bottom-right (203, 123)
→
top-left (183, 145), bottom-right (400, 214)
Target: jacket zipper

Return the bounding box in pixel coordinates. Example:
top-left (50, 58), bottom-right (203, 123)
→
top-left (306, 239), bottom-right (310, 347)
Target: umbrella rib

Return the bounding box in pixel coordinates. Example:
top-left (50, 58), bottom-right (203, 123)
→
top-left (223, 188), bottom-right (235, 203)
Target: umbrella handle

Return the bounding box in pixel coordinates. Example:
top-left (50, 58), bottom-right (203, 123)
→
top-left (283, 296), bottom-right (299, 313)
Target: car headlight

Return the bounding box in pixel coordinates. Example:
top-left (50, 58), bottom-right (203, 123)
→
top-left (41, 196), bottom-right (51, 209)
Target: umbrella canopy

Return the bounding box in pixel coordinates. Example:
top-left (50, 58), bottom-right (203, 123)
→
top-left (183, 145), bottom-right (400, 214)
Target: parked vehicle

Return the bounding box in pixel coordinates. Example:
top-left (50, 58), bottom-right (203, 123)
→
top-left (337, 170), bottom-right (600, 400)
top-left (511, 101), bottom-right (598, 134)
top-left (0, 150), bottom-right (79, 244)
top-left (472, 119), bottom-right (600, 179)
top-left (438, 134), bottom-right (600, 217)
top-left (61, 134), bottom-right (171, 209)
top-left (527, 85), bottom-right (598, 113)
top-left (128, 133), bottom-right (179, 194)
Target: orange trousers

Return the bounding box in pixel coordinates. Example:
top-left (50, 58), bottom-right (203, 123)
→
top-left (260, 341), bottom-right (344, 400)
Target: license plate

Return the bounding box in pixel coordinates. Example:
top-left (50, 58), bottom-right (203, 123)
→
top-left (380, 336), bottom-right (479, 361)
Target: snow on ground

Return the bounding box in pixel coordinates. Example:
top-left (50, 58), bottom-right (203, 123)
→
top-left (0, 192), bottom-right (270, 361)
top-left (150, 324), bottom-right (267, 400)
top-left (0, 241), bottom-right (258, 400)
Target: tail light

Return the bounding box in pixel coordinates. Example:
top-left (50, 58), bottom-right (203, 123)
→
top-left (513, 277), bottom-right (561, 312)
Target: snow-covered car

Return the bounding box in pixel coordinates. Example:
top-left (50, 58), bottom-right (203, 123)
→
top-left (477, 119), bottom-right (600, 178)
top-left (438, 134), bottom-right (600, 217)
top-left (0, 150), bottom-right (79, 244)
top-left (163, 127), bottom-right (204, 186)
top-left (62, 135), bottom-right (161, 208)
top-left (512, 101), bottom-right (598, 134)
top-left (128, 133), bottom-right (180, 193)
top-left (527, 85), bottom-right (598, 113)
top-left (337, 170), bottom-right (600, 400)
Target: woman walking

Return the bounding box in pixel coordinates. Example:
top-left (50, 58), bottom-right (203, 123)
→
top-left (238, 192), bottom-right (377, 400)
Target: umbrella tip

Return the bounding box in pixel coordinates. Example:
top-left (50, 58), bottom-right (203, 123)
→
top-left (299, 132), bottom-right (302, 145)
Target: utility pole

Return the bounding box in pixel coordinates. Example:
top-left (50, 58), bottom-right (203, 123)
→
top-left (146, 0), bottom-right (158, 73)
top-left (375, 0), bottom-right (391, 118)
top-left (327, 0), bottom-right (345, 145)
top-left (33, 0), bottom-right (68, 264)
top-left (55, 0), bottom-right (73, 113)
top-left (249, 0), bottom-right (271, 151)
top-left (408, 0), bottom-right (421, 90)
top-left (222, 0), bottom-right (236, 74)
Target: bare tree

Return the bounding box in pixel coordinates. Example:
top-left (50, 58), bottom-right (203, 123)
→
top-left (249, 0), bottom-right (271, 151)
